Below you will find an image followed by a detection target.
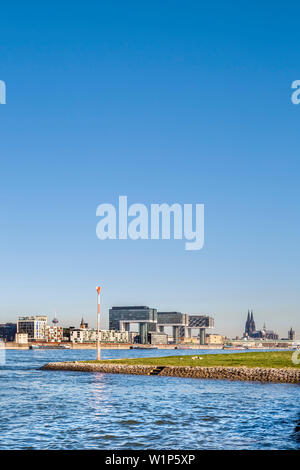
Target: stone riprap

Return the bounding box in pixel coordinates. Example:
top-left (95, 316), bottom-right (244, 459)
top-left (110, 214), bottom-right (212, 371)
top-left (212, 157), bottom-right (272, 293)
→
top-left (41, 362), bottom-right (154, 375)
top-left (41, 362), bottom-right (300, 384)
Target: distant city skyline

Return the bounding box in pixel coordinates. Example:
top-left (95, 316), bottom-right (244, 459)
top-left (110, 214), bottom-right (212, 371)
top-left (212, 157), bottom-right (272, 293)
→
top-left (0, 306), bottom-right (297, 340)
top-left (0, 2), bottom-right (299, 338)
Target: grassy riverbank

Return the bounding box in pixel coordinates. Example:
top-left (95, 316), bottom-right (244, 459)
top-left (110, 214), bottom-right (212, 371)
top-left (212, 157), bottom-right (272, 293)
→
top-left (84, 351), bottom-right (299, 369)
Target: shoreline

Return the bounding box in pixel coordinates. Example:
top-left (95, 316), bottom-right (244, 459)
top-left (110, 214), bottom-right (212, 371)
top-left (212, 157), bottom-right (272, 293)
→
top-left (4, 343), bottom-right (224, 350)
top-left (3, 342), bottom-right (296, 351)
top-left (41, 361), bottom-right (300, 384)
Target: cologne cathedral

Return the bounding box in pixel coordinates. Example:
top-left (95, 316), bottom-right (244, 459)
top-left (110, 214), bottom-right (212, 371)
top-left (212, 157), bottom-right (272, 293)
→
top-left (244, 310), bottom-right (279, 340)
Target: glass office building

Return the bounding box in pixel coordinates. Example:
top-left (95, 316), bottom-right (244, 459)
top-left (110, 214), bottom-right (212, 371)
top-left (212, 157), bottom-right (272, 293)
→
top-left (109, 306), bottom-right (157, 344)
top-left (109, 307), bottom-right (214, 345)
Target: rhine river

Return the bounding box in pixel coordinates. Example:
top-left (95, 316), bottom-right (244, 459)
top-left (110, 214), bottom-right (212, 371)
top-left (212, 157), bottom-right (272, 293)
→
top-left (0, 349), bottom-right (299, 450)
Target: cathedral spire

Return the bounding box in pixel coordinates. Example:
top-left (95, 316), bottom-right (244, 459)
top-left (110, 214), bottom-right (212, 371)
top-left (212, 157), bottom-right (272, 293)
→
top-left (245, 310), bottom-right (251, 336)
top-left (250, 310), bottom-right (256, 333)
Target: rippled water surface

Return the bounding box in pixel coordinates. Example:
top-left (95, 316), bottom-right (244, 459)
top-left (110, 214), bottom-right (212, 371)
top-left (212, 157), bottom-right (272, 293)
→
top-left (0, 349), bottom-right (299, 449)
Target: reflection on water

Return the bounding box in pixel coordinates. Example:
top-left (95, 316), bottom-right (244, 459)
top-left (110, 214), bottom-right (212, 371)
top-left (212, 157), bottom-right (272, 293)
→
top-left (0, 349), bottom-right (299, 450)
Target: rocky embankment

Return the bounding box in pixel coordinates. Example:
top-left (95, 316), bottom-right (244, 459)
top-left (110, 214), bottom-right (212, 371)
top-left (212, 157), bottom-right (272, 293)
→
top-left (41, 362), bottom-right (300, 384)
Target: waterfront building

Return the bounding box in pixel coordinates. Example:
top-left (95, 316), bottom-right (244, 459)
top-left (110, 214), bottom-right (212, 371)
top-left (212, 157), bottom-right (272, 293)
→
top-left (129, 331), bottom-right (139, 343)
top-left (62, 327), bottom-right (74, 341)
top-left (206, 333), bottom-right (225, 345)
top-left (0, 323), bottom-right (17, 342)
top-left (158, 312), bottom-right (213, 344)
top-left (109, 306), bottom-right (157, 344)
top-left (17, 316), bottom-right (47, 341)
top-left (148, 332), bottom-right (168, 345)
top-left (109, 306), bottom-right (214, 345)
top-left (15, 333), bottom-right (28, 344)
top-left (45, 325), bottom-right (63, 342)
top-left (70, 328), bottom-right (129, 344)
top-left (244, 311), bottom-right (279, 340)
top-left (288, 327), bottom-right (295, 341)
top-left (157, 312), bottom-right (188, 344)
top-left (187, 315), bottom-right (214, 345)
top-left (260, 325), bottom-right (279, 341)
top-left (70, 328), bottom-right (97, 343)
top-left (80, 317), bottom-right (89, 329)
top-left (100, 330), bottom-right (129, 343)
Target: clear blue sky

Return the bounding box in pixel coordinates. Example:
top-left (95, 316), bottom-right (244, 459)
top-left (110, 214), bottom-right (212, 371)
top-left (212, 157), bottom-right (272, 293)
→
top-left (0, 1), bottom-right (299, 338)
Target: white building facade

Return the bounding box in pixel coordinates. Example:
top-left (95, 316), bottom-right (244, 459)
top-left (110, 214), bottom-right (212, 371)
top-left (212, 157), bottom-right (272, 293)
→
top-left (17, 316), bottom-right (47, 341)
top-left (70, 328), bottom-right (129, 344)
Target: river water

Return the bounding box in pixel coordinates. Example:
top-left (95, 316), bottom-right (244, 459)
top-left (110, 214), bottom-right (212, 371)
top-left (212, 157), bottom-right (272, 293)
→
top-left (0, 349), bottom-right (299, 449)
